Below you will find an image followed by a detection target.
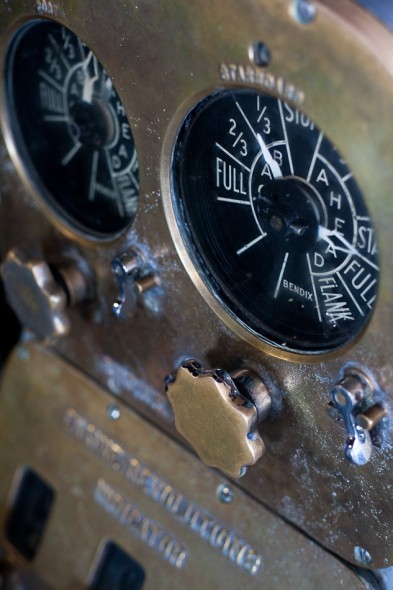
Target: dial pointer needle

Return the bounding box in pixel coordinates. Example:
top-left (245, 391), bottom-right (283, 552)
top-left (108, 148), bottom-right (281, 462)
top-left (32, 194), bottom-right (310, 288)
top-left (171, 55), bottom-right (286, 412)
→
top-left (82, 51), bottom-right (99, 104)
top-left (257, 133), bottom-right (283, 179)
top-left (318, 226), bottom-right (379, 271)
top-left (318, 226), bottom-right (358, 256)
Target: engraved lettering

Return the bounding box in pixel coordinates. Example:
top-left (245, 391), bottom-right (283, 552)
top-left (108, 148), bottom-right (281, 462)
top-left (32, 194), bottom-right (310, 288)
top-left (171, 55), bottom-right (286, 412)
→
top-left (35, 0), bottom-right (59, 16)
top-left (260, 163), bottom-right (273, 180)
top-left (316, 168), bottom-right (329, 186)
top-left (94, 478), bottom-right (188, 569)
top-left (273, 149), bottom-right (282, 167)
top-left (284, 104), bottom-right (314, 128)
top-left (242, 548), bottom-right (262, 576)
top-left (64, 409), bottom-right (262, 576)
top-left (330, 191), bottom-right (342, 209)
top-left (121, 122), bottom-right (131, 140)
top-left (283, 279), bottom-right (313, 301)
top-left (118, 144), bottom-right (128, 159)
top-left (116, 100), bottom-right (125, 116)
top-left (112, 154), bottom-right (121, 170)
top-left (216, 158), bottom-right (247, 194)
top-left (114, 174), bottom-right (138, 214)
top-left (334, 217), bottom-right (345, 236)
top-left (314, 252), bottom-right (325, 267)
top-left (343, 259), bottom-right (377, 308)
top-left (357, 225), bottom-right (377, 255)
top-left (219, 63), bottom-right (305, 104)
top-left (319, 277), bottom-right (354, 321)
top-left (39, 82), bottom-right (63, 113)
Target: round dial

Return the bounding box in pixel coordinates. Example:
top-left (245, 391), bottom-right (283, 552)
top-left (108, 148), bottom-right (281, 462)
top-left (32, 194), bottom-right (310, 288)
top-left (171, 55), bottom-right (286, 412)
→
top-left (172, 89), bottom-right (379, 353)
top-left (4, 20), bottom-right (139, 238)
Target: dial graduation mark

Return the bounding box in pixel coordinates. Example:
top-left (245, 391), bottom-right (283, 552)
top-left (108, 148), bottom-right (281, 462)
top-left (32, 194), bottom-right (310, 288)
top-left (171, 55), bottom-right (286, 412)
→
top-left (172, 89), bottom-right (379, 353)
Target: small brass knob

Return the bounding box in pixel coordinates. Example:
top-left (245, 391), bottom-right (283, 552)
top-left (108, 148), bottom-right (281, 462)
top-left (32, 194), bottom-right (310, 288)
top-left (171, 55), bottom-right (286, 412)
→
top-left (166, 360), bottom-right (271, 478)
top-left (1, 249), bottom-right (87, 341)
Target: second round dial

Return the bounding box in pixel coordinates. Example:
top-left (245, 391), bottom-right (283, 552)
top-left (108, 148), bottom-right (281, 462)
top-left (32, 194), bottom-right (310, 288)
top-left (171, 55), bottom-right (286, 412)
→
top-left (172, 89), bottom-right (379, 353)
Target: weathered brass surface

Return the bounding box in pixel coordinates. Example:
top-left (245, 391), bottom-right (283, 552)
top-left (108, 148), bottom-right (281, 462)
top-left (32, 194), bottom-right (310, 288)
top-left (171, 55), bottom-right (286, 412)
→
top-left (0, 344), bottom-right (369, 589)
top-left (0, 0), bottom-right (392, 571)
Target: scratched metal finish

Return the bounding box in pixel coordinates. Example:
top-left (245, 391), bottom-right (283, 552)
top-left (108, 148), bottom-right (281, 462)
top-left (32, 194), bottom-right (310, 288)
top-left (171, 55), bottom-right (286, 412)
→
top-left (0, 0), bottom-right (392, 569)
top-left (0, 344), bottom-right (370, 589)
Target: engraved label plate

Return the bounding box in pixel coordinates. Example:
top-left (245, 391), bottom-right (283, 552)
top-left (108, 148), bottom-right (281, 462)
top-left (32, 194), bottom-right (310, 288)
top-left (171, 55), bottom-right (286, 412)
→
top-left (0, 344), bottom-right (367, 589)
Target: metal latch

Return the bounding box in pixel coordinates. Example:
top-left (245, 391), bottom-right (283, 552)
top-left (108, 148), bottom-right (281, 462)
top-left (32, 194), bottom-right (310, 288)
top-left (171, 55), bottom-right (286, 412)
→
top-left (331, 366), bottom-right (387, 466)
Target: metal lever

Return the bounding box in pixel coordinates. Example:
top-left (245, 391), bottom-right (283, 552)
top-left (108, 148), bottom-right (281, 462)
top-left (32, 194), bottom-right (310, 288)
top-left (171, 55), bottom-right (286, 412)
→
top-left (111, 250), bottom-right (161, 319)
top-left (111, 252), bottom-right (140, 319)
top-left (331, 378), bottom-right (372, 466)
top-left (331, 369), bottom-right (387, 466)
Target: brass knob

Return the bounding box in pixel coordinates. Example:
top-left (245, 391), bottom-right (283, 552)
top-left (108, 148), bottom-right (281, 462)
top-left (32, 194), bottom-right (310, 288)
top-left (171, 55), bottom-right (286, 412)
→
top-left (166, 360), bottom-right (271, 478)
top-left (1, 249), bottom-right (87, 341)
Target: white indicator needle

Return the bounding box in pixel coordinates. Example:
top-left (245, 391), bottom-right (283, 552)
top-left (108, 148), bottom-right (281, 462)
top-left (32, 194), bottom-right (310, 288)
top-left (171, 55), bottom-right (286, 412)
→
top-left (318, 226), bottom-right (379, 271)
top-left (257, 133), bottom-right (283, 179)
top-left (82, 51), bottom-right (99, 104)
top-left (318, 226), bottom-right (358, 256)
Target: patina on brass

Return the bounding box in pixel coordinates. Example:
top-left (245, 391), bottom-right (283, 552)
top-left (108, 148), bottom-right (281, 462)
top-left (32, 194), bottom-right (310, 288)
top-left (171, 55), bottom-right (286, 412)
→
top-left (0, 0), bottom-right (392, 571)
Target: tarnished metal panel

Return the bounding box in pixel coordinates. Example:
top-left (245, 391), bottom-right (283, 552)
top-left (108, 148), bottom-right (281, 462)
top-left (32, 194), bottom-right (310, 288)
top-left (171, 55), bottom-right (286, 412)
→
top-left (0, 344), bottom-right (369, 589)
top-left (0, 0), bottom-right (392, 573)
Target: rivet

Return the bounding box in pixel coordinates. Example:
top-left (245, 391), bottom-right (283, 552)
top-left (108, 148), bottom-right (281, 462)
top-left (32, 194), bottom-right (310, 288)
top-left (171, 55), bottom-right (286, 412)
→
top-left (216, 483), bottom-right (234, 504)
top-left (291, 0), bottom-right (316, 25)
top-left (249, 41), bottom-right (271, 67)
top-left (354, 546), bottom-right (372, 566)
top-left (106, 404), bottom-right (121, 421)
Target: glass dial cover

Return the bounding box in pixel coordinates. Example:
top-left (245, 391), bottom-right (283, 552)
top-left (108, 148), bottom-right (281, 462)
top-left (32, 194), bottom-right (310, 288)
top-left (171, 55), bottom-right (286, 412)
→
top-left (172, 89), bottom-right (379, 353)
top-left (4, 20), bottom-right (139, 238)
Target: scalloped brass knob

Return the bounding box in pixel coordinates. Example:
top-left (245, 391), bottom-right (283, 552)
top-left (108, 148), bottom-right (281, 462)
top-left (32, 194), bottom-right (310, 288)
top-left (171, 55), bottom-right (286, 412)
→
top-left (166, 360), bottom-right (271, 478)
top-left (1, 249), bottom-right (87, 341)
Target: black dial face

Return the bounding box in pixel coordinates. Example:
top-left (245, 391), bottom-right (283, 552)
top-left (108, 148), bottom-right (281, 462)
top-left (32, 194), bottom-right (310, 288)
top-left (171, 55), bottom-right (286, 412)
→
top-left (5, 20), bottom-right (139, 238)
top-left (172, 89), bottom-right (379, 353)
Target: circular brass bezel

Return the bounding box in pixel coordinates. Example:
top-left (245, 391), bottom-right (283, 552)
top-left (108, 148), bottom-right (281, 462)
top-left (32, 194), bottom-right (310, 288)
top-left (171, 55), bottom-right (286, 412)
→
top-left (161, 85), bottom-right (377, 362)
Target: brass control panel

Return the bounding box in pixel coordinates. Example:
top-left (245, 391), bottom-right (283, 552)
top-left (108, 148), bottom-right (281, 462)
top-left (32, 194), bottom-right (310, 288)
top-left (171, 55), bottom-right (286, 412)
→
top-left (0, 0), bottom-right (392, 588)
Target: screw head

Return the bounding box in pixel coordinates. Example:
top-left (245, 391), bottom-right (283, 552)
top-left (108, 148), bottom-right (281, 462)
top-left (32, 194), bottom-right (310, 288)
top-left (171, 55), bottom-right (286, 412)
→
top-left (216, 483), bottom-right (234, 504)
top-left (249, 41), bottom-right (271, 67)
top-left (106, 404), bottom-right (121, 421)
top-left (354, 546), bottom-right (372, 566)
top-left (291, 0), bottom-right (316, 25)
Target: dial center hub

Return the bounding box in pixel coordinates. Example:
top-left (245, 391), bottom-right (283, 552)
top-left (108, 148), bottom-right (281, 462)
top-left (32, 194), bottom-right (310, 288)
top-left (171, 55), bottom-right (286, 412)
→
top-left (255, 177), bottom-right (321, 253)
top-left (68, 100), bottom-right (115, 148)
